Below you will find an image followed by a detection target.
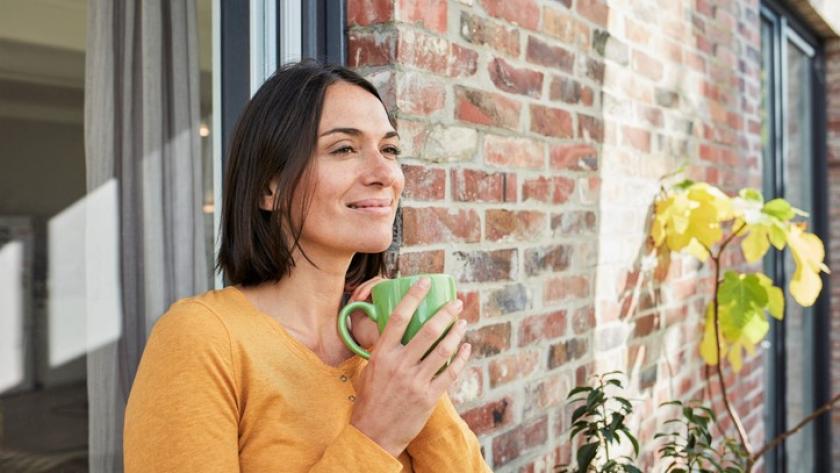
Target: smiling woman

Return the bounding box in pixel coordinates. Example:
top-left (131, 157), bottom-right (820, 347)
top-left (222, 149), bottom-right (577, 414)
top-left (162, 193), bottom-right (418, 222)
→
top-left (123, 61), bottom-right (492, 472)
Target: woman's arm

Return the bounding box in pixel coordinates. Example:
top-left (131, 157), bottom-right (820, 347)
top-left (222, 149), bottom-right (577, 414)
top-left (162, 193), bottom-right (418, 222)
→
top-left (407, 393), bottom-right (493, 472)
top-left (124, 301), bottom-right (240, 472)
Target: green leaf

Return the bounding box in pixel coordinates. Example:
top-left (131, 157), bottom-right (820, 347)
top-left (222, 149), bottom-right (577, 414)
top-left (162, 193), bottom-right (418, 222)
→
top-left (763, 198), bottom-right (796, 221)
top-left (577, 442), bottom-right (599, 471)
top-left (571, 405), bottom-right (589, 424)
top-left (738, 188), bottom-right (763, 202)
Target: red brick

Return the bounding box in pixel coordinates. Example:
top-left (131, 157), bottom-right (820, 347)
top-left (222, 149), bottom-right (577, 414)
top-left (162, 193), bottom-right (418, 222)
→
top-left (548, 76), bottom-right (580, 104)
top-left (401, 207), bottom-right (481, 245)
top-left (522, 176), bottom-right (575, 204)
top-left (492, 416), bottom-right (549, 467)
top-left (483, 283), bottom-right (533, 317)
top-left (480, 0), bottom-right (540, 30)
top-left (577, 113), bottom-right (604, 143)
top-left (451, 369), bottom-right (486, 411)
top-left (519, 310), bottom-right (567, 345)
top-left (455, 86), bottom-right (521, 129)
top-left (581, 85), bottom-right (594, 106)
top-left (524, 245), bottom-right (571, 276)
top-left (632, 50), bottom-right (664, 81)
top-left (576, 0), bottom-right (608, 27)
top-left (551, 177), bottom-right (576, 204)
top-left (488, 57), bottom-right (544, 98)
top-left (625, 17), bottom-right (651, 46)
top-left (457, 291), bottom-right (481, 324)
top-left (401, 164), bottom-right (445, 200)
top-left (549, 144), bottom-right (598, 171)
top-left (571, 306), bottom-right (595, 334)
top-left (622, 125), bottom-right (651, 152)
top-left (484, 134), bottom-right (544, 170)
top-left (396, 29), bottom-right (478, 78)
top-left (464, 322), bottom-right (512, 358)
top-left (523, 373), bottom-right (570, 420)
top-left (461, 397), bottom-right (514, 434)
top-left (551, 211), bottom-right (596, 236)
top-left (396, 29), bottom-right (448, 74)
top-left (489, 350), bottom-right (540, 387)
top-left (397, 74), bottom-right (445, 115)
top-left (526, 36), bottom-right (574, 72)
top-left (633, 313), bottom-right (661, 338)
top-left (460, 11), bottom-right (520, 57)
top-left (543, 6), bottom-right (590, 49)
top-left (530, 104), bottom-right (573, 138)
top-left (447, 43), bottom-right (479, 78)
top-left (544, 275), bottom-right (590, 303)
top-left (486, 209), bottom-right (546, 242)
top-left (548, 337), bottom-right (589, 368)
top-left (347, 0), bottom-right (393, 26)
top-left (397, 0), bottom-right (447, 33)
top-left (347, 30), bottom-right (397, 67)
top-left (637, 105), bottom-right (664, 128)
top-left (586, 58), bottom-right (605, 83)
top-left (397, 250), bottom-right (444, 276)
top-left (453, 249), bottom-right (517, 283)
top-left (452, 168), bottom-right (517, 203)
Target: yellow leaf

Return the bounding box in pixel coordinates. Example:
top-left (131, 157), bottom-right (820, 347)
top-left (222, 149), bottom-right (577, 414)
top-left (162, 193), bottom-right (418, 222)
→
top-left (786, 224), bottom-right (829, 307)
top-left (741, 225), bottom-right (770, 263)
top-left (755, 273), bottom-right (784, 320)
top-left (685, 239), bottom-right (710, 262)
top-left (700, 302), bottom-right (723, 365)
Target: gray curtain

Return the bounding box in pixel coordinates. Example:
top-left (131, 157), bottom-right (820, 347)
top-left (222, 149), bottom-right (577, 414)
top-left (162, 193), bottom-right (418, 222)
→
top-left (83, 0), bottom-right (207, 471)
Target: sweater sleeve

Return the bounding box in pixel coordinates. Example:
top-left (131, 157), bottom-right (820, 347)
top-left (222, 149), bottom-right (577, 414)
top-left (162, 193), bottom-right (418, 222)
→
top-left (406, 393), bottom-right (492, 472)
top-left (124, 301), bottom-right (240, 473)
top-left (307, 423), bottom-right (406, 472)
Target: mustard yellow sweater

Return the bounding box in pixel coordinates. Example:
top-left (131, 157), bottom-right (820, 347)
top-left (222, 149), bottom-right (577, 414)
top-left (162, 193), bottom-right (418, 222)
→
top-left (124, 286), bottom-right (491, 472)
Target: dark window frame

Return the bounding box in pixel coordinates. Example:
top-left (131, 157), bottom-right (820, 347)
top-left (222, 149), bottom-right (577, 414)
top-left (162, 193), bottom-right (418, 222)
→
top-left (760, 1), bottom-right (830, 471)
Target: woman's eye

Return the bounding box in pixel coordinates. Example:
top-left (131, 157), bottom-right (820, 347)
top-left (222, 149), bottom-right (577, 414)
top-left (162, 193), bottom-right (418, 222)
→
top-left (382, 146), bottom-right (402, 157)
top-left (332, 146), bottom-right (355, 155)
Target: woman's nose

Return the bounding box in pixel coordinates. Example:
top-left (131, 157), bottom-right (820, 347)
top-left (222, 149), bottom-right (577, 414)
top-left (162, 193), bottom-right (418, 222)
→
top-left (361, 149), bottom-right (402, 187)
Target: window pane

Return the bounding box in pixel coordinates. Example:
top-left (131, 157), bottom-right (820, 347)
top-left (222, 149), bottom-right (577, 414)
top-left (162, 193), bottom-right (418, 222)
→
top-left (784, 38), bottom-right (815, 473)
top-left (0, 0), bottom-right (216, 468)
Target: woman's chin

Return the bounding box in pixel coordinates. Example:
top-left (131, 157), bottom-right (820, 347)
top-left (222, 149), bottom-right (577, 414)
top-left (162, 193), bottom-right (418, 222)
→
top-left (348, 235), bottom-right (393, 254)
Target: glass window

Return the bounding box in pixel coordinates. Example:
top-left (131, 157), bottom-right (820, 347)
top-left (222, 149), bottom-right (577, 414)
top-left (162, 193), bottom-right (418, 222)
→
top-left (0, 0), bottom-right (216, 469)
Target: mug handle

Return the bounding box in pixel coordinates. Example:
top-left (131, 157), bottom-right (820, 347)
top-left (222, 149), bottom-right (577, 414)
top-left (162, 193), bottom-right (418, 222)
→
top-left (338, 301), bottom-right (378, 359)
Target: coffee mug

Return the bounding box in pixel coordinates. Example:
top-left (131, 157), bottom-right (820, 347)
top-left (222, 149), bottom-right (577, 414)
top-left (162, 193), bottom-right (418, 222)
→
top-left (337, 274), bottom-right (458, 362)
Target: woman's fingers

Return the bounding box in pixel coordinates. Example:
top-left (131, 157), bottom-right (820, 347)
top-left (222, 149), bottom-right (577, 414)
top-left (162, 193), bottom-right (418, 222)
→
top-left (430, 342), bottom-right (471, 394)
top-left (376, 278), bottom-right (430, 351)
top-left (349, 276), bottom-right (385, 302)
top-left (416, 317), bottom-right (468, 380)
top-left (404, 300), bottom-right (463, 365)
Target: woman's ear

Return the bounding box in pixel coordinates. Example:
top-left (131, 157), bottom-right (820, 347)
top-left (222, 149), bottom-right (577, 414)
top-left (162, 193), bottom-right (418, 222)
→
top-left (259, 177), bottom-right (279, 211)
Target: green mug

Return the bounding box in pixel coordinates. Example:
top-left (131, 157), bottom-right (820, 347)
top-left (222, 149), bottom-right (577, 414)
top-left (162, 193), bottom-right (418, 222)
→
top-left (337, 274), bottom-right (458, 362)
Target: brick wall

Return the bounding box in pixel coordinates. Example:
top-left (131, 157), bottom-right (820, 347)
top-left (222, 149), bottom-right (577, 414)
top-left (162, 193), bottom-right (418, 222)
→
top-left (347, 0), bottom-right (764, 470)
top-left (827, 37), bottom-right (840, 473)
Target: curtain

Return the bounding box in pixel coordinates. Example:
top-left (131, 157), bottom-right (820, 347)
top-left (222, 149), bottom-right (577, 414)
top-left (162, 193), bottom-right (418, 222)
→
top-left (84, 0), bottom-right (207, 470)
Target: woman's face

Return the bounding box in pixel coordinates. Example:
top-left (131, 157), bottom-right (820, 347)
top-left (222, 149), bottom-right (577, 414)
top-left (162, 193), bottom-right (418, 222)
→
top-left (271, 81), bottom-right (404, 260)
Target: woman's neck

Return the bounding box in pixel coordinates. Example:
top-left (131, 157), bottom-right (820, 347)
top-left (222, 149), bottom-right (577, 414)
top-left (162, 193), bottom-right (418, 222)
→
top-left (240, 247), bottom-right (355, 362)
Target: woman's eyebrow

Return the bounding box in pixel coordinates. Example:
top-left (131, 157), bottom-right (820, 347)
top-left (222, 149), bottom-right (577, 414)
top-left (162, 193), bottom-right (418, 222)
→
top-left (319, 127), bottom-right (400, 139)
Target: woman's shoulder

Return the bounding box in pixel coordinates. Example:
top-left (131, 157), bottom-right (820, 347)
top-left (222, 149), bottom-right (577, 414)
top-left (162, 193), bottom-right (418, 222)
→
top-left (151, 287), bottom-right (256, 343)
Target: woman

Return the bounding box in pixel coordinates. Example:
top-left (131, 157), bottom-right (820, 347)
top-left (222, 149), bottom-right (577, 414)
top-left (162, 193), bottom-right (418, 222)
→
top-left (123, 61), bottom-right (491, 472)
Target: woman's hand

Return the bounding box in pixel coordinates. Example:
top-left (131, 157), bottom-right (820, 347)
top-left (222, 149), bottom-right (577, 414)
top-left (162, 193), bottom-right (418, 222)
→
top-left (349, 278), bottom-right (471, 458)
top-left (346, 277), bottom-right (386, 349)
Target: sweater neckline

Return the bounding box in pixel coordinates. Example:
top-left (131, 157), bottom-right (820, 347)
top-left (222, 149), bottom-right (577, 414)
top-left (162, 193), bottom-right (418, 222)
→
top-left (225, 285), bottom-right (363, 375)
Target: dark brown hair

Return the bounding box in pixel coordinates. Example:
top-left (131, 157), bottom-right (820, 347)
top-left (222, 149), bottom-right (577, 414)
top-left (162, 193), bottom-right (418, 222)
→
top-left (216, 60), bottom-right (394, 288)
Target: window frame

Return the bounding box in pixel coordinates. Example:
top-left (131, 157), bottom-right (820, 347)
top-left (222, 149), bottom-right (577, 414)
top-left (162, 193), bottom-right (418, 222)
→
top-left (760, 1), bottom-right (830, 471)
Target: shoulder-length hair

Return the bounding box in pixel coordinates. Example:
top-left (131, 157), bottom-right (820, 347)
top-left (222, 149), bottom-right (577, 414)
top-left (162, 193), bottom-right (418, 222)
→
top-left (216, 60), bottom-right (394, 288)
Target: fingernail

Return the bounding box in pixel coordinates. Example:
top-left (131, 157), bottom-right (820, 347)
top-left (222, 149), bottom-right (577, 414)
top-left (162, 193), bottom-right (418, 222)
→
top-left (457, 319), bottom-right (467, 330)
top-left (418, 277), bottom-right (431, 288)
top-left (452, 299), bottom-right (464, 311)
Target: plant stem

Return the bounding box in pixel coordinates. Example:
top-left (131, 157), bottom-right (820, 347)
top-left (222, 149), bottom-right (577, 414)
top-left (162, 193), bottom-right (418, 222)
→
top-left (598, 378), bottom-right (611, 466)
top-left (748, 391), bottom-right (840, 468)
top-left (710, 223), bottom-right (753, 457)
